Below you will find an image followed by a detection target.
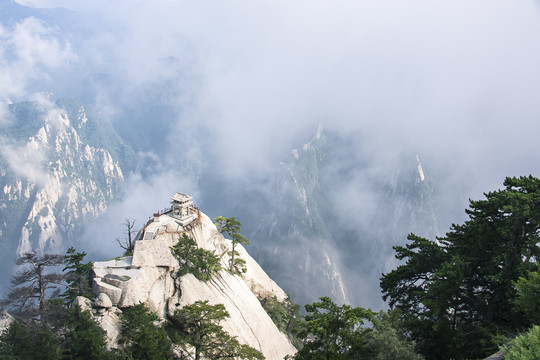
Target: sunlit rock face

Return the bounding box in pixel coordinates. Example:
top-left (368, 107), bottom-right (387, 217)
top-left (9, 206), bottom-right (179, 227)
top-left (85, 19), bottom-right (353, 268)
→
top-left (90, 206), bottom-right (297, 360)
top-left (0, 99), bottom-right (131, 291)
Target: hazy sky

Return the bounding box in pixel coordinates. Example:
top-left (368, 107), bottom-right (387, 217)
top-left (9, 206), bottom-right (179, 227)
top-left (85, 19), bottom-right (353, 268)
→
top-left (7, 0), bottom-right (539, 185)
top-left (3, 0), bottom-right (540, 304)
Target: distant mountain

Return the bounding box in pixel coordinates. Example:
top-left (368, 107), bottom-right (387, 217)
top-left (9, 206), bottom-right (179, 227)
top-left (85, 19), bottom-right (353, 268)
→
top-left (337, 153), bottom-right (440, 307)
top-left (218, 128), bottom-right (442, 308)
top-left (0, 0), bottom-right (75, 29)
top-left (0, 98), bottom-right (134, 291)
top-left (248, 127), bottom-right (350, 306)
top-left (0, 0), bottom-right (35, 23)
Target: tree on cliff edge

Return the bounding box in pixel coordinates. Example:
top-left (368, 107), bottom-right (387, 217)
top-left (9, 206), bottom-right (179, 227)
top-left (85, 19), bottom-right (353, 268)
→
top-left (214, 216), bottom-right (249, 273)
top-left (170, 300), bottom-right (264, 360)
top-left (62, 247), bottom-right (93, 303)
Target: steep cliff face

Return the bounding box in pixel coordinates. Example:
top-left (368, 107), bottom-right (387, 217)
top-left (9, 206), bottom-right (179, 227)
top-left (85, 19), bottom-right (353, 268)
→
top-left (89, 204), bottom-right (296, 360)
top-left (0, 99), bottom-right (130, 289)
top-left (238, 128), bottom-right (441, 309)
top-left (249, 127), bottom-right (349, 306)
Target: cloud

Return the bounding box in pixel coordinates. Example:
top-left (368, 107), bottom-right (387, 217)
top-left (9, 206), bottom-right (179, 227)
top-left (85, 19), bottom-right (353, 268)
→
top-left (0, 97), bottom-right (73, 185)
top-left (0, 16), bottom-right (76, 101)
top-left (0, 138), bottom-right (49, 185)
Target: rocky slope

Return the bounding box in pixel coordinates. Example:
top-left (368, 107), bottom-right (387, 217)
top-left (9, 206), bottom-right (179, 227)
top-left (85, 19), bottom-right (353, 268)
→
top-left (249, 127), bottom-right (349, 306)
top-left (87, 198), bottom-right (297, 360)
top-left (229, 128), bottom-right (442, 309)
top-left (0, 99), bottom-right (131, 291)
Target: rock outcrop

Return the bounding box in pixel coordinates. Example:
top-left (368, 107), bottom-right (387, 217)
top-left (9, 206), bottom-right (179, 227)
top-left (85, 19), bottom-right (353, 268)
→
top-left (88, 196), bottom-right (297, 359)
top-left (0, 311), bottom-right (14, 334)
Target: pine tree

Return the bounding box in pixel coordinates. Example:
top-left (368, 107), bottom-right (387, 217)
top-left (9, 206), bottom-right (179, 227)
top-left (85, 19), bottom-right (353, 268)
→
top-left (381, 176), bottom-right (540, 359)
top-left (213, 216), bottom-right (250, 273)
top-left (293, 296), bottom-right (373, 360)
top-left (117, 304), bottom-right (171, 360)
top-left (171, 234), bottom-right (221, 281)
top-left (170, 300), bottom-right (264, 360)
top-left (0, 253), bottom-right (64, 314)
top-left (0, 321), bottom-right (35, 359)
top-left (63, 306), bottom-right (112, 360)
top-left (62, 247), bottom-right (93, 303)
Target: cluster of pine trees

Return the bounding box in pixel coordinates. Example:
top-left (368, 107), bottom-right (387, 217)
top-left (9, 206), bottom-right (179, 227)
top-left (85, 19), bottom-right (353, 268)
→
top-left (379, 176), bottom-right (540, 359)
top-left (282, 176), bottom-right (540, 360)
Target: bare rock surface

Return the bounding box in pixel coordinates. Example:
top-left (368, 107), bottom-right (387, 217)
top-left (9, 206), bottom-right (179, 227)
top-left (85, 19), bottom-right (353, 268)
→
top-left (95, 293), bottom-right (113, 308)
top-left (179, 273), bottom-right (296, 359)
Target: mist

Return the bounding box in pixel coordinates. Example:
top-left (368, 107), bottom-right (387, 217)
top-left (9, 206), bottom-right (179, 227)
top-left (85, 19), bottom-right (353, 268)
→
top-left (3, 0), bottom-right (540, 307)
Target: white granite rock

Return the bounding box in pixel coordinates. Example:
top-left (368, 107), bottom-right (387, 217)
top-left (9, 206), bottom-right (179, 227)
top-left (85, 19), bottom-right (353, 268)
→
top-left (91, 208), bottom-right (297, 359)
top-left (97, 309), bottom-right (122, 350)
top-left (93, 278), bottom-right (123, 305)
top-left (131, 237), bottom-right (178, 268)
top-left (178, 273), bottom-right (297, 359)
top-left (74, 296), bottom-right (93, 312)
top-left (0, 311), bottom-right (14, 334)
top-left (95, 293), bottom-right (113, 308)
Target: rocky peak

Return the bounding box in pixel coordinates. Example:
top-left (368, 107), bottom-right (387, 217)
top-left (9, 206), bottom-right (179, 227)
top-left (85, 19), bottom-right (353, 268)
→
top-left (89, 195), bottom-right (296, 359)
top-left (0, 99), bottom-right (128, 292)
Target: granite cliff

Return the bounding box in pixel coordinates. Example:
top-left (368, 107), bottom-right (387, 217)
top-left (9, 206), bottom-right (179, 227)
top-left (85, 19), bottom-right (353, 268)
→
top-left (0, 99), bottom-right (132, 291)
top-left (81, 193), bottom-right (296, 360)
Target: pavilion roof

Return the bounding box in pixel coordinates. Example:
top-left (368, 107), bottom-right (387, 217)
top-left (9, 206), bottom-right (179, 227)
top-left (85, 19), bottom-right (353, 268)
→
top-left (171, 192), bottom-right (192, 203)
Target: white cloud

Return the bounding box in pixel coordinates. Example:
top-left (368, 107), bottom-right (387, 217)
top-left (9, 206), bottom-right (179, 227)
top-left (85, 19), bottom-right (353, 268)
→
top-left (0, 17), bottom-right (76, 100)
top-left (0, 139), bottom-right (49, 185)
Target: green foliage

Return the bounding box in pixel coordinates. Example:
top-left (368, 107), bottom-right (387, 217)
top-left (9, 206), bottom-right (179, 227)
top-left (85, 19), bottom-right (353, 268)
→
top-left (34, 326), bottom-right (62, 360)
top-left (191, 248), bottom-right (221, 281)
top-left (380, 176), bottom-right (540, 360)
top-left (0, 321), bottom-right (62, 360)
top-left (171, 234), bottom-right (221, 281)
top-left (170, 300), bottom-right (264, 360)
top-left (260, 295), bottom-right (302, 349)
top-left (502, 325), bottom-right (540, 359)
top-left (514, 268), bottom-right (540, 324)
top-left (213, 216), bottom-right (250, 273)
top-left (213, 216), bottom-right (242, 236)
top-left (293, 296), bottom-right (374, 359)
top-left (0, 321), bottom-right (35, 359)
top-left (291, 298), bottom-right (424, 360)
top-left (63, 306), bottom-right (113, 360)
top-left (228, 250), bottom-right (247, 273)
top-left (117, 304), bottom-right (171, 360)
top-left (62, 247), bottom-right (93, 303)
top-left (364, 309), bottom-right (424, 360)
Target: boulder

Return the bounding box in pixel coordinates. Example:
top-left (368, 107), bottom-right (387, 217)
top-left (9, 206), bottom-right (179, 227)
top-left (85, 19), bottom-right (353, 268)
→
top-left (74, 296), bottom-right (93, 312)
top-left (93, 278), bottom-right (122, 305)
top-left (95, 293), bottom-right (113, 308)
